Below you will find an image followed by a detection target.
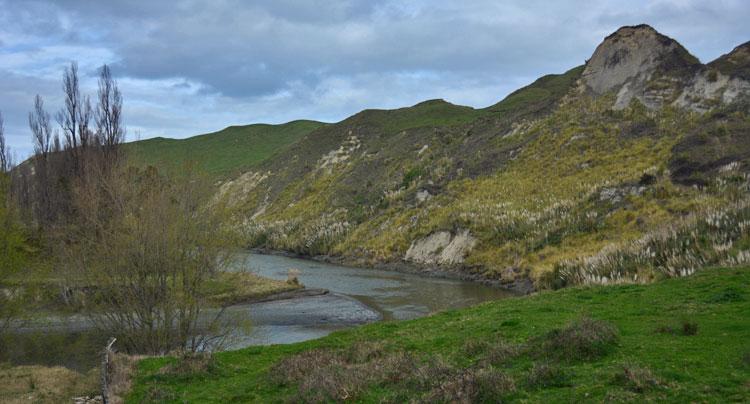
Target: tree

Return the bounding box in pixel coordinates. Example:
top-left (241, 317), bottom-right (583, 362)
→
top-left (63, 163), bottom-right (237, 354)
top-left (95, 64), bottom-right (124, 160)
top-left (28, 95), bottom-right (57, 228)
top-left (0, 111), bottom-right (9, 172)
top-left (29, 95), bottom-right (53, 159)
top-left (56, 62), bottom-right (87, 173)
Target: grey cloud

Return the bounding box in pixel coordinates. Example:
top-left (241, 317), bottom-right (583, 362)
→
top-left (0, 0), bottom-right (748, 157)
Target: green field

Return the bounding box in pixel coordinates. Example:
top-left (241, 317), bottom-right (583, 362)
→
top-left (125, 120), bottom-right (326, 180)
top-left (127, 267), bottom-right (750, 402)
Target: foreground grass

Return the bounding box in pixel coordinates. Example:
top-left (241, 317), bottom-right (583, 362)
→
top-left (0, 364), bottom-right (98, 403)
top-left (128, 267), bottom-right (750, 402)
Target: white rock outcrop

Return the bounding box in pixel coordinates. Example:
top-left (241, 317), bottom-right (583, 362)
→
top-left (405, 230), bottom-right (477, 266)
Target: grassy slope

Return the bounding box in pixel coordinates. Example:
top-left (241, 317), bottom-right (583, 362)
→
top-left (128, 267), bottom-right (750, 402)
top-left (125, 120), bottom-right (326, 180)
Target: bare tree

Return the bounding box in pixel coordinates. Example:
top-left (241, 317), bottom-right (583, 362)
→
top-left (0, 111), bottom-right (8, 173)
top-left (78, 95), bottom-right (93, 149)
top-left (64, 164), bottom-right (236, 354)
top-left (95, 64), bottom-right (124, 158)
top-left (29, 95), bottom-right (53, 159)
top-left (28, 95), bottom-right (58, 227)
top-left (56, 62), bottom-right (82, 171)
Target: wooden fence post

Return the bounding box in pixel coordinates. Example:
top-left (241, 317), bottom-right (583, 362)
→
top-left (101, 337), bottom-right (117, 404)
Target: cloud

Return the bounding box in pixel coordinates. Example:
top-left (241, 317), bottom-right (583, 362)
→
top-left (0, 0), bottom-right (748, 158)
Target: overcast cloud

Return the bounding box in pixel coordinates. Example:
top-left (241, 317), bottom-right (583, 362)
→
top-left (1, 0), bottom-right (748, 158)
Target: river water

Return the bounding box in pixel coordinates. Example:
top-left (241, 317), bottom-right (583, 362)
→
top-left (0, 253), bottom-right (513, 371)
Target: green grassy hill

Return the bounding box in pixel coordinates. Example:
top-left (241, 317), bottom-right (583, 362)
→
top-left (125, 120), bottom-right (326, 179)
top-left (127, 266), bottom-right (750, 402)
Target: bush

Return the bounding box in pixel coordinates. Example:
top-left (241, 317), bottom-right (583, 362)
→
top-left (613, 363), bottom-right (661, 393)
top-left (655, 320), bottom-right (698, 336)
top-left (160, 352), bottom-right (219, 378)
top-left (534, 316), bottom-right (619, 361)
top-left (418, 368), bottom-right (515, 404)
top-left (742, 352), bottom-right (750, 368)
top-left (483, 341), bottom-right (521, 366)
top-left (269, 342), bottom-right (418, 403)
top-left (462, 339), bottom-right (489, 357)
top-left (525, 362), bottom-right (571, 388)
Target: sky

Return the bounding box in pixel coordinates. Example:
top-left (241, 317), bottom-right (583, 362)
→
top-left (1, 0), bottom-right (748, 159)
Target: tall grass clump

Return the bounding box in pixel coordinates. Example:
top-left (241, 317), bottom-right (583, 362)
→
top-left (552, 194), bottom-right (750, 288)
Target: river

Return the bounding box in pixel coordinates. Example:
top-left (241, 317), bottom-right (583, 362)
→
top-left (0, 253), bottom-right (513, 371)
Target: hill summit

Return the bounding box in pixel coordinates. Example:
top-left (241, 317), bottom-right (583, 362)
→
top-left (581, 24), bottom-right (749, 110)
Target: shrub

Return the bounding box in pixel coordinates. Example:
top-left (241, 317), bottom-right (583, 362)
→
top-left (682, 321), bottom-right (699, 336)
top-left (268, 348), bottom-right (344, 387)
top-left (655, 320), bottom-right (698, 336)
top-left (418, 368), bottom-right (515, 404)
top-left (534, 316), bottom-right (619, 361)
top-left (144, 386), bottom-right (177, 402)
top-left (613, 363), bottom-right (661, 393)
top-left (462, 339), bottom-right (489, 357)
top-left (159, 351), bottom-right (219, 378)
top-left (742, 352), bottom-right (750, 368)
top-left (483, 341), bottom-right (521, 366)
top-left (269, 342), bottom-right (419, 403)
top-left (525, 362), bottom-right (571, 388)
top-left (706, 287), bottom-right (745, 303)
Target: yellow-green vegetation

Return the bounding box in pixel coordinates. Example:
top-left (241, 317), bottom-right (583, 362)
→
top-left (0, 364), bottom-right (98, 404)
top-left (127, 266), bottom-right (750, 402)
top-left (203, 272), bottom-right (302, 307)
top-left (126, 120), bottom-right (326, 180)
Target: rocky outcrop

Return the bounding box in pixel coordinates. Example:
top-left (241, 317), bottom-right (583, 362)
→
top-left (582, 24), bottom-right (701, 109)
top-left (581, 24), bottom-right (749, 111)
top-left (404, 230), bottom-right (477, 266)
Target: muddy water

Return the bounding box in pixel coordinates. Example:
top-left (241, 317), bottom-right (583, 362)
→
top-left (0, 253), bottom-right (513, 371)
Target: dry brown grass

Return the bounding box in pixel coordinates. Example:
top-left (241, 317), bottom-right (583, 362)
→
top-left (108, 353), bottom-right (145, 404)
top-left (417, 368), bottom-right (515, 404)
top-left (203, 271), bottom-right (302, 306)
top-left (0, 364), bottom-right (98, 404)
top-left (269, 341), bottom-right (425, 403)
top-left (269, 340), bottom-right (521, 403)
top-left (613, 363), bottom-right (662, 393)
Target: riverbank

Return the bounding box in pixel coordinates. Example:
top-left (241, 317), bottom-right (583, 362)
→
top-left (127, 266), bottom-right (750, 402)
top-left (250, 248), bottom-right (536, 295)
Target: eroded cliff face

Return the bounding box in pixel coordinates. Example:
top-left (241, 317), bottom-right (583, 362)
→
top-left (404, 230), bottom-right (477, 266)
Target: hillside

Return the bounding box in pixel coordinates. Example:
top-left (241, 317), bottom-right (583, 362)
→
top-left (128, 266), bottom-right (750, 402)
top-left (125, 120), bottom-right (326, 179)
top-left (210, 25), bottom-right (750, 292)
